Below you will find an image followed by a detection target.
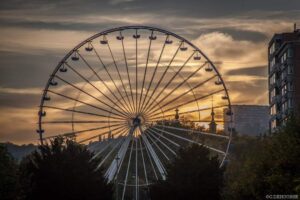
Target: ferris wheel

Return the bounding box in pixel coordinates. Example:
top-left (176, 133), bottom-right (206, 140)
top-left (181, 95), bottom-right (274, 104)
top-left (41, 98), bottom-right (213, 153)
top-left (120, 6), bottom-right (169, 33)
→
top-left (37, 26), bottom-right (233, 199)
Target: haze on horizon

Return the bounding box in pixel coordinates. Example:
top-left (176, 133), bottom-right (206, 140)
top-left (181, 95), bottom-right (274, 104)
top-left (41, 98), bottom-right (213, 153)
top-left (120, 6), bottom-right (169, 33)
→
top-left (0, 0), bottom-right (299, 144)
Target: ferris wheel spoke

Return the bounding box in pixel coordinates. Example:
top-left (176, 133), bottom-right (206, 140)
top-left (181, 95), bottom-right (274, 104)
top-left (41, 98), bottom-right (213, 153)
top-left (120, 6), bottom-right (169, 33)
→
top-left (139, 35), bottom-right (168, 114)
top-left (137, 30), bottom-right (154, 114)
top-left (151, 126), bottom-right (226, 155)
top-left (53, 74), bottom-right (129, 118)
top-left (47, 89), bottom-right (126, 120)
top-left (63, 122), bottom-right (126, 137)
top-left (140, 126), bottom-right (166, 180)
top-left (75, 53), bottom-right (133, 116)
top-left (106, 41), bottom-right (135, 114)
top-left (42, 105), bottom-right (123, 120)
top-left (119, 31), bottom-right (136, 114)
top-left (147, 89), bottom-right (225, 118)
top-left (135, 137), bottom-right (139, 199)
top-left (144, 129), bottom-right (170, 161)
top-left (146, 129), bottom-right (177, 156)
top-left (146, 127), bottom-right (180, 148)
top-left (41, 120), bottom-right (124, 124)
top-left (92, 44), bottom-right (135, 114)
top-left (106, 132), bottom-right (133, 182)
top-left (138, 136), bottom-right (149, 185)
top-left (43, 122), bottom-right (126, 140)
top-left (96, 129), bottom-right (129, 170)
top-left (155, 124), bottom-right (229, 139)
top-left (141, 51), bottom-right (196, 114)
top-left (89, 126), bottom-right (129, 159)
top-left (141, 134), bottom-right (159, 181)
top-left (156, 75), bottom-right (217, 111)
top-left (148, 104), bottom-right (228, 121)
top-left (121, 136), bottom-right (135, 200)
top-left (145, 62), bottom-right (207, 113)
top-left (139, 40), bottom-right (183, 114)
top-left (135, 29), bottom-right (139, 114)
top-left (79, 124), bottom-right (128, 144)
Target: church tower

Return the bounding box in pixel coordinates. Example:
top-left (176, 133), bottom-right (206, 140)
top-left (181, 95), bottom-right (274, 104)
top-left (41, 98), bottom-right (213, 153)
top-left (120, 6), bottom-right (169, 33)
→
top-left (175, 108), bottom-right (179, 121)
top-left (209, 96), bottom-right (217, 133)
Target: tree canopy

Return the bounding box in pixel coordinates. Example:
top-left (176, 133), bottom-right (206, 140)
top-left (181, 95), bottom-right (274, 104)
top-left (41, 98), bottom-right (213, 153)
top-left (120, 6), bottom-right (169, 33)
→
top-left (223, 117), bottom-right (300, 199)
top-left (18, 137), bottom-right (113, 200)
top-left (150, 144), bottom-right (224, 200)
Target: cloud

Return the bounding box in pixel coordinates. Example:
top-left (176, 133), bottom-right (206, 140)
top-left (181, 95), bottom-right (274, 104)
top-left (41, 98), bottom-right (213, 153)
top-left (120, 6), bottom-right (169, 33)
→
top-left (225, 65), bottom-right (267, 77)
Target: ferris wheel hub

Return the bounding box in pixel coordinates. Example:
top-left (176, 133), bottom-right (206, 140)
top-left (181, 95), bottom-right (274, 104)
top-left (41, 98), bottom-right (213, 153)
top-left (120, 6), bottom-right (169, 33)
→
top-left (132, 116), bottom-right (142, 126)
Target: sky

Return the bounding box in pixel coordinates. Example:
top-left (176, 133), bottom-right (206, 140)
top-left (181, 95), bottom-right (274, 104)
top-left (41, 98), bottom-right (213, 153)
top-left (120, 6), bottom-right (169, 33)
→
top-left (0, 0), bottom-right (300, 144)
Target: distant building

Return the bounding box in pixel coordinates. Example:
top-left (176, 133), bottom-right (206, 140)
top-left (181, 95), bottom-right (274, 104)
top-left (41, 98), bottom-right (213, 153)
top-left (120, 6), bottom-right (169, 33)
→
top-left (224, 105), bottom-right (269, 136)
top-left (268, 25), bottom-right (300, 131)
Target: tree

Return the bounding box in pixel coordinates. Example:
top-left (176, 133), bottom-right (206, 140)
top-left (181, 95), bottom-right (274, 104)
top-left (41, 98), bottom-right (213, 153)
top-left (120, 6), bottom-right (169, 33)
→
top-left (150, 144), bottom-right (224, 200)
top-left (18, 137), bottom-right (113, 200)
top-left (223, 117), bottom-right (300, 199)
top-left (0, 144), bottom-right (18, 200)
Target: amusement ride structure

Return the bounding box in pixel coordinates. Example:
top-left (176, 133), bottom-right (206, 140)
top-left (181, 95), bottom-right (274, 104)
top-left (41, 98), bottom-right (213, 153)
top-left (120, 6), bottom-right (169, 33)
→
top-left (37, 26), bottom-right (233, 199)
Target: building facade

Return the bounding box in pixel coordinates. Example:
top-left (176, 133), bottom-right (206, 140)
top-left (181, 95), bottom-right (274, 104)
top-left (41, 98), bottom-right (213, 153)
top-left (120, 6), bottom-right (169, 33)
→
top-left (224, 105), bottom-right (269, 136)
top-left (268, 27), bottom-right (300, 131)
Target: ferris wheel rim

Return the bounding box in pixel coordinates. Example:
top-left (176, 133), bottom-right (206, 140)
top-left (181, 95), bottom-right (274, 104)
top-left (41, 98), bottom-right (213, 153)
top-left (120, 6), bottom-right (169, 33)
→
top-left (37, 25), bottom-right (233, 191)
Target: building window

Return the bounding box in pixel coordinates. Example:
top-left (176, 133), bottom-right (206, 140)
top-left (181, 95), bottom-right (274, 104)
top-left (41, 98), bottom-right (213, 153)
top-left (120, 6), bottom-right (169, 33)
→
top-left (281, 52), bottom-right (287, 64)
top-left (281, 84), bottom-right (287, 96)
top-left (281, 70), bottom-right (287, 80)
top-left (282, 102), bottom-right (286, 112)
top-left (287, 48), bottom-right (293, 58)
top-left (271, 88), bottom-right (276, 99)
top-left (287, 64), bottom-right (293, 74)
top-left (271, 104), bottom-right (276, 115)
top-left (269, 42), bottom-right (276, 55)
top-left (288, 82), bottom-right (294, 91)
top-left (270, 57), bottom-right (276, 71)
top-left (288, 99), bottom-right (293, 108)
top-left (269, 74), bottom-right (276, 85)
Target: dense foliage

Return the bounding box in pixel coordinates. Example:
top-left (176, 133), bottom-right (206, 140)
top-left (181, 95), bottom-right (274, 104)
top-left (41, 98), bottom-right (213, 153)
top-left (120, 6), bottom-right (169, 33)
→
top-left (18, 137), bottom-right (113, 200)
top-left (150, 144), bottom-right (224, 200)
top-left (223, 117), bottom-right (300, 199)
